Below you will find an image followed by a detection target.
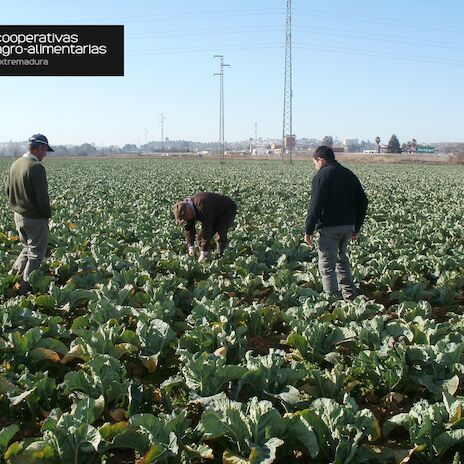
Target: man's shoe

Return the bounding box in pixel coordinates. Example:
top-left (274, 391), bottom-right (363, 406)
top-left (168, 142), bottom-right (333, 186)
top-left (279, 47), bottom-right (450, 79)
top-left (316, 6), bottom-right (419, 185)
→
top-left (18, 280), bottom-right (32, 296)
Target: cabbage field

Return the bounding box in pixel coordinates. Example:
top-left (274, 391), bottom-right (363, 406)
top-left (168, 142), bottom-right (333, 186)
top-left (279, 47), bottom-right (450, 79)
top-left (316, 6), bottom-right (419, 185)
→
top-left (1, 158), bottom-right (464, 464)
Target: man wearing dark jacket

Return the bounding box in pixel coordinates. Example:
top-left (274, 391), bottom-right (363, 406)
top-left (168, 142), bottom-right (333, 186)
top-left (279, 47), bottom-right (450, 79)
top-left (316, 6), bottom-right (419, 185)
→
top-left (173, 192), bottom-right (237, 262)
top-left (304, 146), bottom-right (368, 300)
top-left (6, 134), bottom-right (53, 292)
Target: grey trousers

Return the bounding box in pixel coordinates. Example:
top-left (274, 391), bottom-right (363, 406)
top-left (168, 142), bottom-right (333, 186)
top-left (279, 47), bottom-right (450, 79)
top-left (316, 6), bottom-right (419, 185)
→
top-left (318, 225), bottom-right (356, 300)
top-left (12, 212), bottom-right (49, 282)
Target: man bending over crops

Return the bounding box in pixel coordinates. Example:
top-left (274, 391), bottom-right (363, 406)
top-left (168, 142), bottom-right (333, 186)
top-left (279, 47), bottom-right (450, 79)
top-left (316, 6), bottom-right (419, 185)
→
top-left (173, 192), bottom-right (237, 262)
top-left (6, 134), bottom-right (53, 294)
top-left (304, 145), bottom-right (368, 300)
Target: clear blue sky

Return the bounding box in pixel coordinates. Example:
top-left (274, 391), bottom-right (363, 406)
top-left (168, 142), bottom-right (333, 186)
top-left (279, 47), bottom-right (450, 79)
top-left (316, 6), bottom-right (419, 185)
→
top-left (1, 0), bottom-right (463, 146)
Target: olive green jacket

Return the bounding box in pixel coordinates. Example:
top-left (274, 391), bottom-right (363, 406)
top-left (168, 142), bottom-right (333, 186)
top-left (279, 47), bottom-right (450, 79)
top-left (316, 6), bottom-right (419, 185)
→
top-left (6, 156), bottom-right (51, 219)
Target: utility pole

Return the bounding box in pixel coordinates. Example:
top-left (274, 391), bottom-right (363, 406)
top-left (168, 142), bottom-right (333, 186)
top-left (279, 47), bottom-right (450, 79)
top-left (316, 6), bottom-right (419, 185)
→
top-left (159, 113), bottom-right (166, 151)
top-left (214, 55), bottom-right (230, 164)
top-left (255, 122), bottom-right (258, 144)
top-left (282, 0), bottom-right (294, 164)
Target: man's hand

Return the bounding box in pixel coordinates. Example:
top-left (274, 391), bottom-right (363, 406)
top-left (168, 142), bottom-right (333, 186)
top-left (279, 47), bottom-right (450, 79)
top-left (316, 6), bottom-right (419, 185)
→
top-left (188, 246), bottom-right (196, 257)
top-left (352, 233), bottom-right (358, 241)
top-left (304, 233), bottom-right (313, 246)
top-left (198, 251), bottom-right (208, 262)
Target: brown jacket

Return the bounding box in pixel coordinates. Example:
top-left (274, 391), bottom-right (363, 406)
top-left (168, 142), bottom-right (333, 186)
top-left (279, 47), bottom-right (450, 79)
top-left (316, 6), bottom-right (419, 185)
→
top-left (184, 192), bottom-right (236, 251)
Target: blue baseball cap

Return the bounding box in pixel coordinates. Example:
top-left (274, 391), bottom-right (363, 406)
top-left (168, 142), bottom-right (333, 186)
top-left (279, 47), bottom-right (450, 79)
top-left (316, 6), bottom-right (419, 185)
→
top-left (29, 134), bottom-right (54, 152)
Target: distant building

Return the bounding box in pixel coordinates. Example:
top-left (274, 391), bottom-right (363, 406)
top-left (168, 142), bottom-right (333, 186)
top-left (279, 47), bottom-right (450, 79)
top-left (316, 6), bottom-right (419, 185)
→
top-left (251, 146), bottom-right (269, 155)
top-left (271, 143), bottom-right (283, 150)
top-left (343, 138), bottom-right (360, 153)
top-left (343, 138), bottom-right (359, 146)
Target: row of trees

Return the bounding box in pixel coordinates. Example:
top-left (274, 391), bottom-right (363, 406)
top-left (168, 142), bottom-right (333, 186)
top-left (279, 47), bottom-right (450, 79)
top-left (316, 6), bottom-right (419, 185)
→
top-left (0, 142), bottom-right (106, 157)
top-left (322, 134), bottom-right (412, 154)
top-left (0, 140), bottom-right (247, 157)
top-left (380, 136), bottom-right (418, 154)
top-left (1, 136), bottom-right (440, 157)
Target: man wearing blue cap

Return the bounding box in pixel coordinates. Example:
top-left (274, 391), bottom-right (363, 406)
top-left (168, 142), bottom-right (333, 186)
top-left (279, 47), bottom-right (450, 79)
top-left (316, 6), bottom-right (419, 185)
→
top-left (6, 134), bottom-right (53, 293)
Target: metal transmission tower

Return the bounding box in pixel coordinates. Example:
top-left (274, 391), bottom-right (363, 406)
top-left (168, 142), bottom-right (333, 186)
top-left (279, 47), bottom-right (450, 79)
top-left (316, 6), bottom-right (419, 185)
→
top-left (282, 0), bottom-right (295, 163)
top-left (158, 113), bottom-right (166, 151)
top-left (214, 55), bottom-right (230, 163)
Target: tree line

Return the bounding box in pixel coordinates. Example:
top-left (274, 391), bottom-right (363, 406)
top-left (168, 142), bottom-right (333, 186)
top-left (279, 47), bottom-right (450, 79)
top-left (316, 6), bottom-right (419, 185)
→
top-left (322, 134), bottom-right (421, 154)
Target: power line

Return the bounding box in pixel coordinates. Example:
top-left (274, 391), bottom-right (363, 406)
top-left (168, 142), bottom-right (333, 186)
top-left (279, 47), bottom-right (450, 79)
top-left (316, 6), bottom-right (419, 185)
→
top-left (125, 41), bottom-right (464, 68)
top-left (67, 8), bottom-right (285, 24)
top-left (126, 25), bottom-right (283, 39)
top-left (293, 26), bottom-right (464, 52)
top-left (125, 31), bottom-right (463, 67)
top-left (293, 7), bottom-right (464, 35)
top-left (66, 5), bottom-right (461, 35)
top-left (294, 43), bottom-right (464, 67)
top-left (39, 4), bottom-right (461, 36)
top-left (125, 25), bottom-right (464, 57)
top-left (126, 25), bottom-right (462, 52)
top-left (126, 44), bottom-right (282, 56)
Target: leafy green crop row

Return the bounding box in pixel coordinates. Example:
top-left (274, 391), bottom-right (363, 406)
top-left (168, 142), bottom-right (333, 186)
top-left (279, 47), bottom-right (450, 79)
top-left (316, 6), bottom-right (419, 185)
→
top-left (1, 159), bottom-right (464, 463)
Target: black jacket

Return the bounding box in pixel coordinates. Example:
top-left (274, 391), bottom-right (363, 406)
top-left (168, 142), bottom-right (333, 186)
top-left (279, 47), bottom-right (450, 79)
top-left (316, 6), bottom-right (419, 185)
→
top-left (305, 160), bottom-right (368, 235)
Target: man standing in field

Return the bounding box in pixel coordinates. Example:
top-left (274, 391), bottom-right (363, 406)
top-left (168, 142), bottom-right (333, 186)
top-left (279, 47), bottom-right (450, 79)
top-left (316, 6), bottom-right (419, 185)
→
top-left (304, 145), bottom-right (368, 300)
top-left (6, 134), bottom-right (53, 293)
top-left (173, 192), bottom-right (237, 262)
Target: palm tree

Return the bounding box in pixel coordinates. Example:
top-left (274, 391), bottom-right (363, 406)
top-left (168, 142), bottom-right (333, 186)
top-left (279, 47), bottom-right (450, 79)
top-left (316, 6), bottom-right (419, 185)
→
top-left (375, 136), bottom-right (381, 154)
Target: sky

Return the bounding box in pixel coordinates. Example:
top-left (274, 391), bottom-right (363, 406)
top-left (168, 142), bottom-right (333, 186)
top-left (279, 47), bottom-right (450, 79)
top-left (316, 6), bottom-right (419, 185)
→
top-left (1, 0), bottom-right (463, 146)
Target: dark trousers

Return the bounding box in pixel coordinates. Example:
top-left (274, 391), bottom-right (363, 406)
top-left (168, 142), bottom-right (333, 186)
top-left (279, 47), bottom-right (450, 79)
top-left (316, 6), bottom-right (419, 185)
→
top-left (213, 204), bottom-right (237, 255)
